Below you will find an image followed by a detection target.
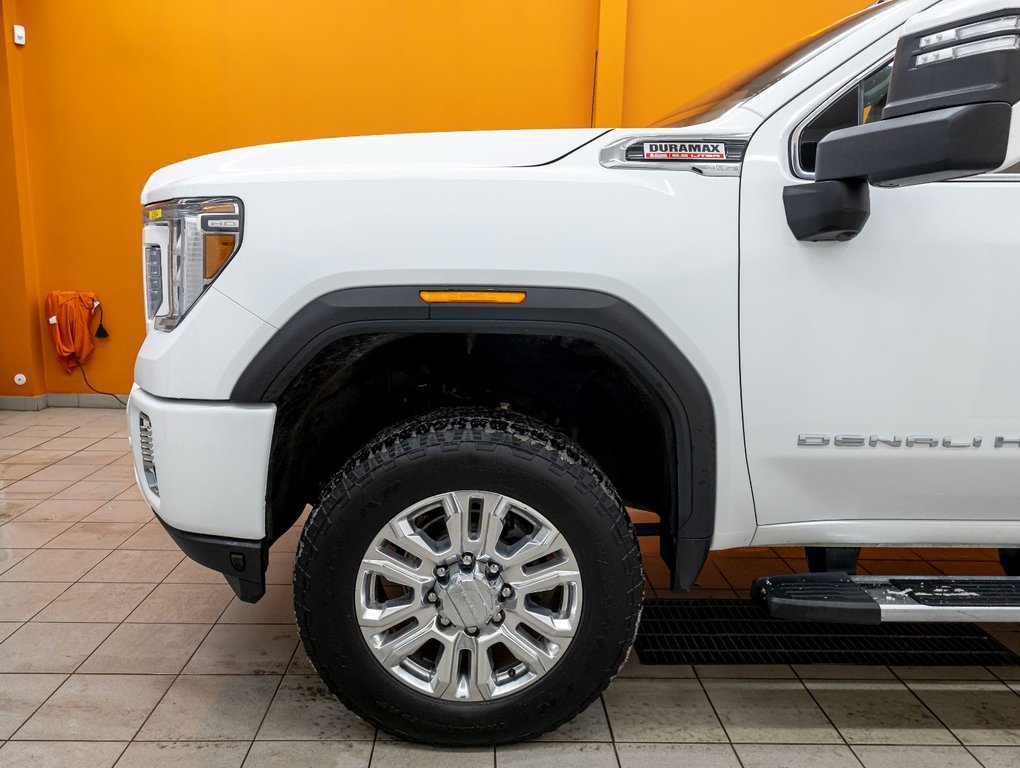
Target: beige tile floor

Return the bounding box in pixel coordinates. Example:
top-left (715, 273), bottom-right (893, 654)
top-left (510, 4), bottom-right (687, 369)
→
top-left (3, 407), bottom-right (1020, 767)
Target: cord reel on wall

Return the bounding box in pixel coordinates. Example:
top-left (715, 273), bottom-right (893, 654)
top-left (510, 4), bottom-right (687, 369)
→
top-left (44, 289), bottom-right (123, 404)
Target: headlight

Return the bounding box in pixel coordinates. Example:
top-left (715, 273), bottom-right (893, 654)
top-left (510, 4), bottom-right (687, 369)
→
top-left (141, 197), bottom-right (243, 331)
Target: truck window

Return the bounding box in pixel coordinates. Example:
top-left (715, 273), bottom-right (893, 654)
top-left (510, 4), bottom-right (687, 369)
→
top-left (796, 60), bottom-right (893, 175)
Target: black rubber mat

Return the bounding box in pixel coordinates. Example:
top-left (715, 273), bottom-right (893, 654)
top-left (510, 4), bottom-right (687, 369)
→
top-left (634, 599), bottom-right (1020, 666)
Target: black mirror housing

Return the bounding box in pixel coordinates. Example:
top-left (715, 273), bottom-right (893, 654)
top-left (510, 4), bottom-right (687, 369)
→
top-left (812, 4), bottom-right (1020, 189)
top-left (783, 180), bottom-right (871, 242)
top-left (815, 101), bottom-right (1012, 187)
top-left (884, 7), bottom-right (1020, 120)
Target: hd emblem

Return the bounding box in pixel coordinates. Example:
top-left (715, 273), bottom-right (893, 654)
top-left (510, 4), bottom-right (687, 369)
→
top-left (642, 142), bottom-right (726, 160)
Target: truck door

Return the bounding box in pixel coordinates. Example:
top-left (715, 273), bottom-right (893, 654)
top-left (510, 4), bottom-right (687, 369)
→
top-left (739, 34), bottom-right (1020, 538)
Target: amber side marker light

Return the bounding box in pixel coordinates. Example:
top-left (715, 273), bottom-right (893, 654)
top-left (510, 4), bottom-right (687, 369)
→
top-left (419, 290), bottom-right (526, 304)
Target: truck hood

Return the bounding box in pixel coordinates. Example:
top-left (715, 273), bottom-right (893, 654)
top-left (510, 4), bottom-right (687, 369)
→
top-left (142, 128), bottom-right (608, 202)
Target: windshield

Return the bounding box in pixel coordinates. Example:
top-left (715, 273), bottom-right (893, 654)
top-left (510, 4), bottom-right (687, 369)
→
top-left (653, 1), bottom-right (903, 128)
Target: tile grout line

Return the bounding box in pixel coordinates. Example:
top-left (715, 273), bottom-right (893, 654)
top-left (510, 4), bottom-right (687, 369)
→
top-left (238, 638), bottom-right (298, 765)
top-left (0, 519), bottom-right (78, 550)
top-left (1, 459), bottom-right (134, 524)
top-left (889, 666), bottom-right (966, 749)
top-left (9, 540), bottom-right (64, 622)
top-left (692, 662), bottom-right (737, 748)
top-left (964, 744), bottom-right (996, 768)
top-left (2, 670), bottom-right (71, 743)
top-left (728, 742), bottom-right (747, 768)
top-left (599, 694), bottom-right (623, 768)
top-left (126, 580), bottom-right (239, 744)
top-left (109, 740), bottom-right (132, 767)
top-left (796, 676), bottom-right (868, 768)
top-left (365, 729), bottom-right (380, 768)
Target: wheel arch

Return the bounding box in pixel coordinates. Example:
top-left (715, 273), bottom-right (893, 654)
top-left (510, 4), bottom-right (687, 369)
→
top-left (230, 286), bottom-right (716, 590)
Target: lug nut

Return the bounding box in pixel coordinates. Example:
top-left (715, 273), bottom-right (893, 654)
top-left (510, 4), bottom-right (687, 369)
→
top-left (465, 626), bottom-right (479, 636)
top-left (438, 616), bottom-right (452, 627)
top-left (486, 562), bottom-right (500, 576)
top-left (426, 590), bottom-right (439, 604)
top-left (435, 565), bottom-right (448, 579)
top-left (460, 552), bottom-right (475, 568)
top-left (500, 585), bottom-right (514, 599)
top-left (492, 610), bottom-right (505, 625)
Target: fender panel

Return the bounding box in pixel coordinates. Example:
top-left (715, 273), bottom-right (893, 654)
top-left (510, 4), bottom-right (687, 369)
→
top-left (231, 286), bottom-right (715, 589)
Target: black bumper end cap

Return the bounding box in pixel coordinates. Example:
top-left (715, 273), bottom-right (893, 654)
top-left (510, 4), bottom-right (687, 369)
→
top-left (155, 517), bottom-right (268, 603)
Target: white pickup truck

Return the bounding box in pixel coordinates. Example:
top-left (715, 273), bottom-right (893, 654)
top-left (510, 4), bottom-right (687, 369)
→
top-left (130, 0), bottom-right (1020, 744)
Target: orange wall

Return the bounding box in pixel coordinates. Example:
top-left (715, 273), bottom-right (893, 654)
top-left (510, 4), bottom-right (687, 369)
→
top-left (620, 0), bottom-right (872, 126)
top-left (0, 0), bottom-right (870, 398)
top-left (0, 0), bottom-right (44, 397)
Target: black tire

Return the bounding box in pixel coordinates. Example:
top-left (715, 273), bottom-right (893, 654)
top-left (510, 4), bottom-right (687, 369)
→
top-left (293, 408), bottom-right (643, 745)
top-left (1000, 548), bottom-right (1020, 576)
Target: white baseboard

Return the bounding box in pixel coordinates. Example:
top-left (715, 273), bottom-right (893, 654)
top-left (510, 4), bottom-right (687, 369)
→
top-left (0, 393), bottom-right (127, 410)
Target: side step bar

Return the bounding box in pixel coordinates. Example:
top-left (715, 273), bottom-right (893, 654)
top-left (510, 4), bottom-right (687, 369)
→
top-left (751, 573), bottom-right (1020, 624)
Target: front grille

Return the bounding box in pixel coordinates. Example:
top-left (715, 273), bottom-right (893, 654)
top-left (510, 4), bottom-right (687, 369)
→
top-left (138, 412), bottom-right (158, 496)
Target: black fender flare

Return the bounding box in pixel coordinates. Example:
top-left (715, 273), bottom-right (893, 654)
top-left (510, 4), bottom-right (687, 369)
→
top-left (230, 286), bottom-right (716, 589)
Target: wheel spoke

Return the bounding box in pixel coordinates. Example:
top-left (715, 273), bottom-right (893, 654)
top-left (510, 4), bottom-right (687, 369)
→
top-left (375, 612), bottom-right (443, 666)
top-left (358, 598), bottom-right (429, 630)
top-left (483, 495), bottom-right (510, 556)
top-left (430, 639), bottom-right (456, 695)
top-left (506, 565), bottom-right (581, 596)
top-left (437, 632), bottom-right (493, 700)
top-left (440, 492), bottom-right (466, 556)
top-left (451, 492), bottom-right (507, 556)
top-left (388, 515), bottom-right (445, 565)
top-left (507, 599), bottom-right (578, 639)
top-left (498, 525), bottom-right (562, 569)
top-left (494, 624), bottom-right (556, 674)
top-left (361, 555), bottom-right (432, 590)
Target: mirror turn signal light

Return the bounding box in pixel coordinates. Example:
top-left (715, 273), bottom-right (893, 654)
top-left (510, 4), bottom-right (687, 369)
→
top-left (418, 290), bottom-right (527, 304)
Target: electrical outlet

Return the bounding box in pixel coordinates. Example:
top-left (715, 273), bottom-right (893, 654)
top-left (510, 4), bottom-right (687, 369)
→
top-left (12, 25), bottom-right (25, 46)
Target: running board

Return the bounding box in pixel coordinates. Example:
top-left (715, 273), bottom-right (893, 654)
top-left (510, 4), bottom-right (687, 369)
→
top-left (751, 573), bottom-right (1020, 624)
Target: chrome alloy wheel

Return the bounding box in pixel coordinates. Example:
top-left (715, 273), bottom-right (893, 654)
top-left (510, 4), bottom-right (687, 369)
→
top-left (356, 491), bottom-right (583, 701)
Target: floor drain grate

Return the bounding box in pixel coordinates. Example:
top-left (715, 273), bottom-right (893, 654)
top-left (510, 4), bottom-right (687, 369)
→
top-left (634, 599), bottom-right (1020, 666)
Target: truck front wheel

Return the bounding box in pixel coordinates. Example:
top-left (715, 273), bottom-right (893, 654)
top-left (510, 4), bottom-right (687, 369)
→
top-left (293, 409), bottom-right (643, 745)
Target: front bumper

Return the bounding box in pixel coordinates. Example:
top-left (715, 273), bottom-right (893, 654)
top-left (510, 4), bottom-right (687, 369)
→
top-left (128, 386), bottom-right (277, 600)
top-left (128, 386), bottom-right (276, 538)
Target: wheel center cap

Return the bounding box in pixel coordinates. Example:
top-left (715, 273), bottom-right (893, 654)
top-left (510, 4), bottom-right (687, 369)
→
top-left (440, 571), bottom-right (498, 627)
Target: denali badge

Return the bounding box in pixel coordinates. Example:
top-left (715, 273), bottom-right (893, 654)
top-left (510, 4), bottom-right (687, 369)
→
top-left (642, 142), bottom-right (726, 160)
top-left (798, 434), bottom-right (1020, 448)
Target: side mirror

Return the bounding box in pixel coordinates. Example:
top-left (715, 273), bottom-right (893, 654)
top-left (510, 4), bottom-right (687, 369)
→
top-left (787, 2), bottom-right (1020, 240)
top-left (816, 101), bottom-right (1011, 187)
top-left (783, 181), bottom-right (870, 242)
top-left (821, 3), bottom-right (1020, 187)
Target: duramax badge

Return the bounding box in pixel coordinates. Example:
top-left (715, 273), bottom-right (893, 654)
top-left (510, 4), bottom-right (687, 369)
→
top-left (642, 141), bottom-right (726, 160)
